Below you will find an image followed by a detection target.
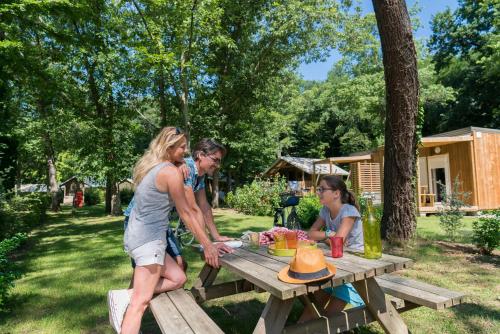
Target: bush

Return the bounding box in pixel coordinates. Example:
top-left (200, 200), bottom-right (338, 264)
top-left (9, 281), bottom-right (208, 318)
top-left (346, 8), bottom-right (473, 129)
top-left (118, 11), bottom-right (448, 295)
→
top-left (472, 210), bottom-right (499, 255)
top-left (439, 177), bottom-right (470, 240)
top-left (296, 194), bottom-right (321, 229)
top-left (84, 188), bottom-right (102, 206)
top-left (0, 233), bottom-right (27, 311)
top-left (0, 192), bottom-right (49, 241)
top-left (226, 176), bottom-right (286, 216)
top-left (120, 188), bottom-right (134, 205)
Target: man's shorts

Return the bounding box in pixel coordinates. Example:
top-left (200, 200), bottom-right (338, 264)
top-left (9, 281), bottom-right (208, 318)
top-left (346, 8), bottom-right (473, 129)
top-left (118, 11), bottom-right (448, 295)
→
top-left (128, 239), bottom-right (166, 267)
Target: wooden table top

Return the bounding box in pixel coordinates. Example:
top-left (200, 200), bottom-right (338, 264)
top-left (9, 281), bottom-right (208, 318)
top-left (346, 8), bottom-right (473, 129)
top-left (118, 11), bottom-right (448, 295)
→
top-left (216, 244), bottom-right (413, 300)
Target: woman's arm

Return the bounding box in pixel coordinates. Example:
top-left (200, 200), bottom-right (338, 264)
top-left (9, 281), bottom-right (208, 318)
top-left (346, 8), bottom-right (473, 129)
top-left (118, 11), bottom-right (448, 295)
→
top-left (157, 166), bottom-right (220, 268)
top-left (336, 217), bottom-right (356, 244)
top-left (307, 217), bottom-right (327, 241)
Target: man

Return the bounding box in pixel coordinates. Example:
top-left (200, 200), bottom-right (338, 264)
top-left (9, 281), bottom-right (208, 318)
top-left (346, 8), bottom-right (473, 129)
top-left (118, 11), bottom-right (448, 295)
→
top-left (184, 138), bottom-right (232, 242)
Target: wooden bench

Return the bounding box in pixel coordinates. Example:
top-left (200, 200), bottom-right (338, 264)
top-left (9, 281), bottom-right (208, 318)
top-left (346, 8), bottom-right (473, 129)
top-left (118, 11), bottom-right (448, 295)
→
top-left (285, 274), bottom-right (466, 334)
top-left (376, 274), bottom-right (467, 310)
top-left (150, 289), bottom-right (223, 334)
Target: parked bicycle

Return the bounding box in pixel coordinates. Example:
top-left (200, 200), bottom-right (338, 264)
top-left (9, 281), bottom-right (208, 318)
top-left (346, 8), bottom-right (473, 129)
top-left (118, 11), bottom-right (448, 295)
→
top-left (273, 193), bottom-right (301, 230)
top-left (169, 208), bottom-right (194, 248)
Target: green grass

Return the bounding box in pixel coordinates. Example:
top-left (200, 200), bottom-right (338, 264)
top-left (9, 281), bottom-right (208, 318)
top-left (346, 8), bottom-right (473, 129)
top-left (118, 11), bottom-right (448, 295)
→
top-left (0, 206), bottom-right (498, 334)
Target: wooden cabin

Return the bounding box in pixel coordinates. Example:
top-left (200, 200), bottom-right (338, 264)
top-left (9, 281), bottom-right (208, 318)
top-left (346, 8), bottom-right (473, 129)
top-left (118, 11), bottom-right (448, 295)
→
top-left (263, 156), bottom-right (349, 194)
top-left (59, 176), bottom-right (105, 205)
top-left (118, 178), bottom-right (134, 191)
top-left (59, 176), bottom-right (86, 204)
top-left (317, 127), bottom-right (500, 215)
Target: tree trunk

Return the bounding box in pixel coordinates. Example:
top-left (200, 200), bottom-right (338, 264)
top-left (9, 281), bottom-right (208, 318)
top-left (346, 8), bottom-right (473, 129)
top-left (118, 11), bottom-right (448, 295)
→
top-left (111, 182), bottom-right (122, 216)
top-left (372, 0), bottom-right (419, 243)
top-left (180, 51), bottom-right (190, 142)
top-left (211, 172), bottom-right (220, 208)
top-left (47, 158), bottom-right (60, 212)
top-left (105, 176), bottom-right (113, 214)
top-left (227, 170), bottom-right (233, 192)
top-left (158, 70), bottom-right (168, 127)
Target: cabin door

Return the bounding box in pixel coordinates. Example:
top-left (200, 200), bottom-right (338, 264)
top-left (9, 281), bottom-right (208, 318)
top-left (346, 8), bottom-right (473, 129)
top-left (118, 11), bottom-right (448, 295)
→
top-left (427, 154), bottom-right (451, 203)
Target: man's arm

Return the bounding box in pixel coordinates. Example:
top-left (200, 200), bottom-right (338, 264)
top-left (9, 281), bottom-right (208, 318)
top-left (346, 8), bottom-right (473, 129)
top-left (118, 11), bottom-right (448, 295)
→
top-left (185, 186), bottom-right (233, 250)
top-left (195, 189), bottom-right (232, 242)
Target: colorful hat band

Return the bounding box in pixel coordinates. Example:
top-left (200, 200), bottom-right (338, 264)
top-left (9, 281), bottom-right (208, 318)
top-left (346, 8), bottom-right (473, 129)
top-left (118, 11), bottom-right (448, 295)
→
top-left (287, 267), bottom-right (330, 280)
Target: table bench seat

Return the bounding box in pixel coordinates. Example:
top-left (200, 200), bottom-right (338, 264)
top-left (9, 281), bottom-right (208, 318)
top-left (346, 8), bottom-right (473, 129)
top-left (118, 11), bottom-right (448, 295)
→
top-left (376, 274), bottom-right (467, 310)
top-left (150, 289), bottom-right (223, 334)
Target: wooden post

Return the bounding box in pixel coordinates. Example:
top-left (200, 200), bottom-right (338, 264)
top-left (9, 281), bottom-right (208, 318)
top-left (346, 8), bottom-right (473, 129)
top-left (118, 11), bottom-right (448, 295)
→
top-left (352, 277), bottom-right (408, 334)
top-left (312, 161), bottom-right (316, 193)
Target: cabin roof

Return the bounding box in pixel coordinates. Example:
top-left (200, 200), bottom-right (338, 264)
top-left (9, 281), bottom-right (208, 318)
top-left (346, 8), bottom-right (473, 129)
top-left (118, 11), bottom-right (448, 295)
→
top-left (264, 156), bottom-right (349, 176)
top-left (428, 126), bottom-right (500, 137)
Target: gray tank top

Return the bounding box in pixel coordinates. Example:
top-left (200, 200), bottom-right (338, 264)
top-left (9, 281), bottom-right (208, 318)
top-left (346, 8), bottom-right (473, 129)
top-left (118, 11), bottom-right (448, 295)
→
top-left (124, 162), bottom-right (175, 251)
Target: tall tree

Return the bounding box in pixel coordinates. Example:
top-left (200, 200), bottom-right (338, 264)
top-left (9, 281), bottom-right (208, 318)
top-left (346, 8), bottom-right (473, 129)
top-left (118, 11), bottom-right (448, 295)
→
top-left (428, 0), bottom-right (499, 131)
top-left (198, 0), bottom-right (345, 187)
top-left (58, 1), bottom-right (138, 215)
top-left (0, 0), bottom-right (79, 210)
top-left (372, 0), bottom-right (419, 243)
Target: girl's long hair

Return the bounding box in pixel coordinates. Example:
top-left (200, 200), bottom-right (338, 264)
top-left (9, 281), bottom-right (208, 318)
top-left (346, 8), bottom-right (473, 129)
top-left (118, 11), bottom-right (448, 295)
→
top-left (133, 127), bottom-right (186, 185)
top-left (321, 175), bottom-right (360, 211)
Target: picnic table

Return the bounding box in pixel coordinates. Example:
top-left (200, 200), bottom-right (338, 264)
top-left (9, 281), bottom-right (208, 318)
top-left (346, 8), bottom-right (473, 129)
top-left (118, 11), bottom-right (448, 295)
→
top-left (186, 242), bottom-right (465, 334)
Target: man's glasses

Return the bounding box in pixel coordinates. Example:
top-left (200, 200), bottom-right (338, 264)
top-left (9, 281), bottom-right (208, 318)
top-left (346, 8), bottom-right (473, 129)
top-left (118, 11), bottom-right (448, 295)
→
top-left (206, 155), bottom-right (221, 165)
top-left (316, 186), bottom-right (335, 193)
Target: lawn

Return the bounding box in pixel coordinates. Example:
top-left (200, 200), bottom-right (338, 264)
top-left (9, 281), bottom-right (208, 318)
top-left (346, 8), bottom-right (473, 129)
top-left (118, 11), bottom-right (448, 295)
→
top-left (0, 205), bottom-right (498, 334)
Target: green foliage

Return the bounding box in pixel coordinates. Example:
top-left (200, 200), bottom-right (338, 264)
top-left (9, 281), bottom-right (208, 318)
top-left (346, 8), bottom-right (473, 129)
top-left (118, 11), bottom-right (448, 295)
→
top-left (119, 188), bottom-right (134, 206)
top-left (428, 1), bottom-right (499, 132)
top-left (84, 188), bottom-right (103, 206)
top-left (0, 193), bottom-right (49, 241)
top-left (472, 210), bottom-right (499, 255)
top-left (296, 194), bottom-right (321, 229)
top-left (0, 233), bottom-right (27, 311)
top-left (438, 177), bottom-right (471, 241)
top-left (225, 176), bottom-right (286, 216)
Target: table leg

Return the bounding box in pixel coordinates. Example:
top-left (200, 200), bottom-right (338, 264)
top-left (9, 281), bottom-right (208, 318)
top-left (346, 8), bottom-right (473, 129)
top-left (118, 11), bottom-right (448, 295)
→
top-left (253, 295), bottom-right (294, 334)
top-left (298, 294), bottom-right (324, 319)
top-left (191, 263), bottom-right (220, 303)
top-left (352, 277), bottom-right (408, 334)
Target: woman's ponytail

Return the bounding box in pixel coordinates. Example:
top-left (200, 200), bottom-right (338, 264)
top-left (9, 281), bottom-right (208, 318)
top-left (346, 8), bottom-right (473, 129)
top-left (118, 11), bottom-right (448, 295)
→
top-left (345, 190), bottom-right (360, 211)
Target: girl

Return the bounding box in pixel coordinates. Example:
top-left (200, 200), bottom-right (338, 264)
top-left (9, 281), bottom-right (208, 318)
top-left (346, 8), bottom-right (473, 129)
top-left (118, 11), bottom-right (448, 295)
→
top-left (299, 175), bottom-right (365, 322)
top-left (108, 127), bottom-right (220, 334)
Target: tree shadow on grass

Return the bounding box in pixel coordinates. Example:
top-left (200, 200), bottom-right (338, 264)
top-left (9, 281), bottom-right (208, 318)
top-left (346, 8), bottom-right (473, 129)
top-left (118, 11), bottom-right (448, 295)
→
top-left (451, 302), bottom-right (500, 334)
top-left (203, 298), bottom-right (267, 334)
top-left (435, 241), bottom-right (500, 267)
top-left (1, 205), bottom-right (129, 330)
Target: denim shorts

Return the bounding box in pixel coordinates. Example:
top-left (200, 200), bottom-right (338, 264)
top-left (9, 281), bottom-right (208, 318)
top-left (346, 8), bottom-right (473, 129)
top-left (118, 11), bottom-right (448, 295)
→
top-left (128, 239), bottom-right (166, 266)
top-left (324, 283), bottom-right (365, 307)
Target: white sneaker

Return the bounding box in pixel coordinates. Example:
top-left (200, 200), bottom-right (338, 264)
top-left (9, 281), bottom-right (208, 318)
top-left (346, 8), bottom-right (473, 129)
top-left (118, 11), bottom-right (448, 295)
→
top-left (107, 289), bottom-right (130, 333)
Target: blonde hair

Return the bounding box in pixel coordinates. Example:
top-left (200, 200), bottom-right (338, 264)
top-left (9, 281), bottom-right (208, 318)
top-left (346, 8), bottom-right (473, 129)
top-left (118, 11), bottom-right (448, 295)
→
top-left (133, 127), bottom-right (186, 185)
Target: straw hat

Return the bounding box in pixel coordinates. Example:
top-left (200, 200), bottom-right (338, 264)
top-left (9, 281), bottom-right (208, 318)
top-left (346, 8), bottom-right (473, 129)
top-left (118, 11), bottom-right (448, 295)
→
top-left (278, 248), bottom-right (336, 284)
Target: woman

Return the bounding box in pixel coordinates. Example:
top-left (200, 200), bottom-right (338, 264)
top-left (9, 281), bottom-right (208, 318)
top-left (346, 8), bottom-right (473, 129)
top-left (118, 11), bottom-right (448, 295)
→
top-left (299, 175), bottom-right (365, 322)
top-left (108, 127), bottom-right (220, 334)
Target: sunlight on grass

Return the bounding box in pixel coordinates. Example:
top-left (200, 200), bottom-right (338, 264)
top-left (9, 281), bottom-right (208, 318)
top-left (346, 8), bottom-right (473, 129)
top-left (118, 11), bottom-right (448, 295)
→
top-left (0, 206), bottom-right (498, 334)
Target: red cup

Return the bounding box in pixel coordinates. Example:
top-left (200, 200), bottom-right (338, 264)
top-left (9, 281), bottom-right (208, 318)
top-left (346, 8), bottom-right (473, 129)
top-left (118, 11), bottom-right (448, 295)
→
top-left (330, 236), bottom-right (344, 258)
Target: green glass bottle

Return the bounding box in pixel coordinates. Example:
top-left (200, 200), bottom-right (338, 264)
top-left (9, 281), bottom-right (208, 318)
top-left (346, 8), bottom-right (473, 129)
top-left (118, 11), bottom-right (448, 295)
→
top-left (362, 198), bottom-right (382, 259)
